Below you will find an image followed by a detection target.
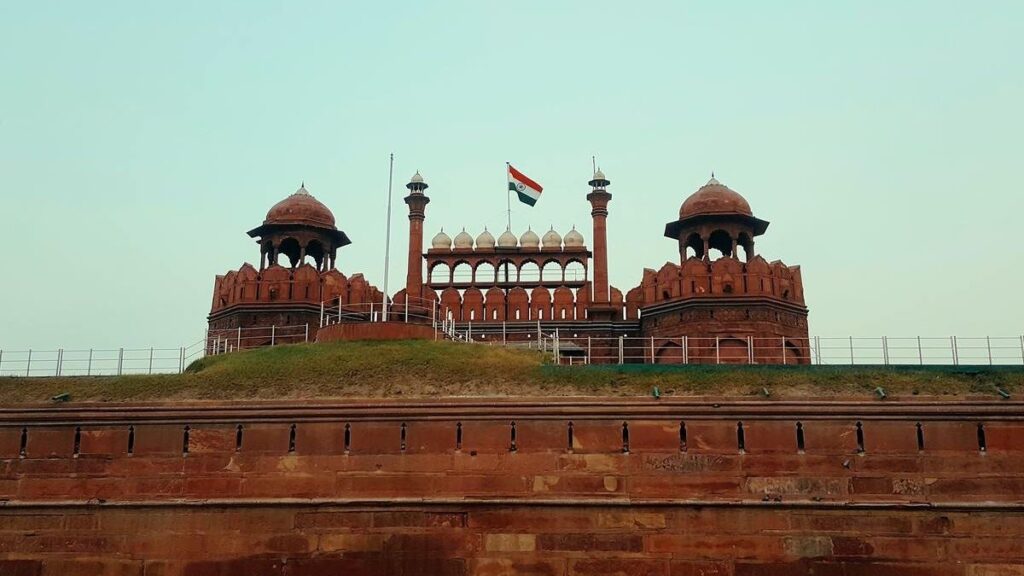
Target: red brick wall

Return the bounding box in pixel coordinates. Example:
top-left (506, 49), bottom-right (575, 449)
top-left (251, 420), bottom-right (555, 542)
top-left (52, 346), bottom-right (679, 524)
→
top-left (2, 401), bottom-right (1023, 573)
top-left (3, 505), bottom-right (1022, 575)
top-left (316, 321), bottom-right (437, 342)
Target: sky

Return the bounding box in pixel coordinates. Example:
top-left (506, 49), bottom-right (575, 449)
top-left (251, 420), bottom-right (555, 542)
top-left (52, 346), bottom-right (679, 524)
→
top-left (1, 1), bottom-right (1022, 351)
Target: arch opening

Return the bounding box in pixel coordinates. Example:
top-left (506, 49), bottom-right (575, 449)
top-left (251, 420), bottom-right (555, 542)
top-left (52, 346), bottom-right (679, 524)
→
top-left (429, 262), bottom-right (452, 284)
top-left (451, 262), bottom-right (473, 283)
top-left (708, 230), bottom-right (733, 260)
top-left (564, 260), bottom-right (586, 282)
top-left (519, 261), bottom-right (541, 282)
top-left (541, 261), bottom-right (563, 283)
top-left (475, 261), bottom-right (496, 285)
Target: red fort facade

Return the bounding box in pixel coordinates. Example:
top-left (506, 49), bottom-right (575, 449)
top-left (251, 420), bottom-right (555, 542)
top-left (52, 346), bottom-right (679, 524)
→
top-left (209, 170), bottom-right (809, 363)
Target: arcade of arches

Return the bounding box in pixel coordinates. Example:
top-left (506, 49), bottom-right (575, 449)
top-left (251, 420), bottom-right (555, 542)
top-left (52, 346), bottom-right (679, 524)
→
top-left (209, 173), bottom-right (809, 364)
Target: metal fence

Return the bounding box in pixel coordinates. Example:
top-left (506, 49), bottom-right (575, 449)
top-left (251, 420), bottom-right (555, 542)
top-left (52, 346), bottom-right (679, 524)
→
top-left (0, 338), bottom-right (207, 377)
top-left (450, 327), bottom-right (1024, 366)
top-left (5, 323), bottom-right (1022, 377)
top-left (206, 324), bottom-right (310, 354)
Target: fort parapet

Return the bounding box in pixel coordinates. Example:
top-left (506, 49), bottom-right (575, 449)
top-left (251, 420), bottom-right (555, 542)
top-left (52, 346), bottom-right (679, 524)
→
top-left (3, 398), bottom-right (1023, 574)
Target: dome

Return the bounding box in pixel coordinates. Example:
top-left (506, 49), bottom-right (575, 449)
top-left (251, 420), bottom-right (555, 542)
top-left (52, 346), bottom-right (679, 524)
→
top-left (564, 226), bottom-right (585, 247)
top-left (520, 228), bottom-right (540, 248)
top-left (679, 177), bottom-right (752, 219)
top-left (410, 171), bottom-right (424, 184)
top-left (542, 227), bottom-right (562, 249)
top-left (497, 228), bottom-right (518, 248)
top-left (431, 229), bottom-right (452, 250)
top-left (453, 228), bottom-right (474, 249)
top-left (593, 169), bottom-right (606, 180)
top-left (264, 184), bottom-right (336, 228)
top-left (476, 228), bottom-right (496, 249)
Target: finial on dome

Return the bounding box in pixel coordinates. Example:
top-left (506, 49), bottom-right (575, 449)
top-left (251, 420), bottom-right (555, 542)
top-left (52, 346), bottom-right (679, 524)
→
top-left (588, 167), bottom-right (610, 189)
top-left (296, 182), bottom-right (309, 195)
top-left (406, 170), bottom-right (428, 191)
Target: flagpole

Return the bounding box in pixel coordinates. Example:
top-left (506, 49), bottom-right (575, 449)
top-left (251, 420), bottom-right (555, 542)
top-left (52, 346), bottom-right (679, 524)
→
top-left (505, 162), bottom-right (511, 231)
top-left (381, 153), bottom-right (394, 322)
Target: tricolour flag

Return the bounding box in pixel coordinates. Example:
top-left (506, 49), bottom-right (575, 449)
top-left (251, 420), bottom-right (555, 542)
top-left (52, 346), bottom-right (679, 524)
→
top-left (508, 164), bottom-right (543, 206)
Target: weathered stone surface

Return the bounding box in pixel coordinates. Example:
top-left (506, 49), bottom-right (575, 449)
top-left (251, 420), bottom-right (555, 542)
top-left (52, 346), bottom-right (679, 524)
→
top-left (4, 404), bottom-right (1023, 573)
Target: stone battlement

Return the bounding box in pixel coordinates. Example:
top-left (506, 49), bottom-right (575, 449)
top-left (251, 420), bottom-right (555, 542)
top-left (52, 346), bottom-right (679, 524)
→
top-left (2, 399), bottom-right (1023, 574)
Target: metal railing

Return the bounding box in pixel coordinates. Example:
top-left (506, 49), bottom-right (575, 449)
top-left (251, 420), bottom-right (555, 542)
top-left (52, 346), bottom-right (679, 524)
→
top-left (5, 324), bottom-right (1022, 377)
top-left (1, 324), bottom-right (316, 377)
top-left (0, 338), bottom-right (207, 377)
top-left (447, 328), bottom-right (1024, 366)
top-left (205, 324), bottom-right (310, 355)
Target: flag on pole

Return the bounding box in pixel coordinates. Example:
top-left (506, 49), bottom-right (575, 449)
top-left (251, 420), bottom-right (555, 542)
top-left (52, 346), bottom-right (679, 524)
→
top-left (508, 164), bottom-right (543, 206)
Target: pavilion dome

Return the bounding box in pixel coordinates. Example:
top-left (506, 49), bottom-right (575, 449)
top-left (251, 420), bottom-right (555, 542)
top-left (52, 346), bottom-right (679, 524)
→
top-left (520, 228), bottom-right (540, 248)
top-left (497, 228), bottom-right (518, 248)
top-left (564, 226), bottom-right (585, 247)
top-left (542, 228), bottom-right (562, 249)
top-left (453, 228), bottom-right (474, 249)
top-left (679, 177), bottom-right (753, 219)
top-left (264, 184), bottom-right (336, 228)
top-left (431, 229), bottom-right (452, 250)
top-left (476, 228), bottom-right (496, 249)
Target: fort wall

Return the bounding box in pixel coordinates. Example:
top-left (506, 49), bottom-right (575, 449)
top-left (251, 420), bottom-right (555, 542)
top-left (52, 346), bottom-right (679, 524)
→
top-left (2, 399), bottom-right (1023, 574)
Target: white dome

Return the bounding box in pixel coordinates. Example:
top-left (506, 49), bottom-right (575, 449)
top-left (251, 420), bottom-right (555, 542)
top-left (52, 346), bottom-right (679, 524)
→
top-left (520, 228), bottom-right (540, 248)
top-left (431, 229), bottom-right (452, 250)
top-left (593, 169), bottom-right (606, 180)
top-left (410, 171), bottom-right (425, 184)
top-left (542, 227), bottom-right (562, 249)
top-left (497, 228), bottom-right (518, 248)
top-left (564, 226), bottom-right (585, 247)
top-left (476, 228), bottom-right (496, 249)
top-left (453, 228), bottom-right (473, 249)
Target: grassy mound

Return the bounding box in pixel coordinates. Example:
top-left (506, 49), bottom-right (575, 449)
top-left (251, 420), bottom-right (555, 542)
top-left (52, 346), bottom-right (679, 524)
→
top-left (1, 340), bottom-right (1021, 404)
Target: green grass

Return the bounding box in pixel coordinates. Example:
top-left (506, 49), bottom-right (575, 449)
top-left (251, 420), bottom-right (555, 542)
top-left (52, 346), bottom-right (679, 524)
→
top-left (1, 340), bottom-right (1021, 404)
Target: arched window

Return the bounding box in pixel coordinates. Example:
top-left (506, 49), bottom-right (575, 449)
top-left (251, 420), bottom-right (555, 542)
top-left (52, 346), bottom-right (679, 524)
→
top-left (737, 233), bottom-right (753, 262)
top-left (497, 260), bottom-right (515, 283)
top-left (564, 260), bottom-right (586, 282)
top-left (684, 233), bottom-right (703, 260)
top-left (519, 261), bottom-right (541, 282)
top-left (278, 238), bottom-right (302, 268)
top-left (305, 240), bottom-right (325, 268)
top-left (452, 262), bottom-right (473, 283)
top-left (541, 261), bottom-right (562, 283)
top-left (475, 261), bottom-right (496, 285)
top-left (708, 230), bottom-right (733, 260)
top-left (429, 262), bottom-right (451, 284)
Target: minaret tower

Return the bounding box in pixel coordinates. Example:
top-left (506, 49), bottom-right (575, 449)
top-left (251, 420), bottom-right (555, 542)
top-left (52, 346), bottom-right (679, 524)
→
top-left (404, 171), bottom-right (430, 301)
top-left (587, 169), bottom-right (614, 319)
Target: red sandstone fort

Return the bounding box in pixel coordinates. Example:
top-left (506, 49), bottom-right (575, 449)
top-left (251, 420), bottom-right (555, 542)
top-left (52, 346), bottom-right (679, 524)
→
top-left (3, 168), bottom-right (1023, 576)
top-left (209, 170), bottom-right (809, 363)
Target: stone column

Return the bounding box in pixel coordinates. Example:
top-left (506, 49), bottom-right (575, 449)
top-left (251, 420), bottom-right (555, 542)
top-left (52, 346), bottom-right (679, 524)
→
top-left (404, 174), bottom-right (431, 303)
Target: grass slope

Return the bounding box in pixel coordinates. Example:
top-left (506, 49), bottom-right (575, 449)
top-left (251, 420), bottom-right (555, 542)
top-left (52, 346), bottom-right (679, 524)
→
top-left (1, 340), bottom-right (1021, 404)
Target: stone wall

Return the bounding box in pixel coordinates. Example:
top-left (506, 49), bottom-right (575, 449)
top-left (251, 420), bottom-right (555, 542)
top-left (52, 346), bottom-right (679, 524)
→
top-left (2, 399), bottom-right (1023, 574)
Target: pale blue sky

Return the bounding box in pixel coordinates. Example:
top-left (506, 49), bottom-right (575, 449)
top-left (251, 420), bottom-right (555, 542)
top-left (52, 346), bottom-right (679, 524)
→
top-left (1, 1), bottom-right (1022, 349)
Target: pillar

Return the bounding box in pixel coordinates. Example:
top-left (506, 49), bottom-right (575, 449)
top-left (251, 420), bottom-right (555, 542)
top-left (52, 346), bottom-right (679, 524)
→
top-left (587, 170), bottom-right (613, 319)
top-left (404, 172), bottom-right (431, 303)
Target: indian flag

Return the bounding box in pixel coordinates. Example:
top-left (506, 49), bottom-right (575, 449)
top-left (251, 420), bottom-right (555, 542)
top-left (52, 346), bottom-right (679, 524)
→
top-left (508, 164), bottom-right (543, 206)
